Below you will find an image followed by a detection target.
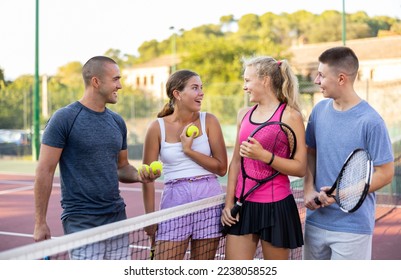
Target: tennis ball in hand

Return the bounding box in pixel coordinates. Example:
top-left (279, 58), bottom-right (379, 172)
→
top-left (186, 125), bottom-right (199, 137)
top-left (150, 161), bottom-right (163, 175)
top-left (137, 164), bottom-right (149, 175)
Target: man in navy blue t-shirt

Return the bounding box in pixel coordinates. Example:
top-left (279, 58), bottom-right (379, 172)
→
top-left (33, 56), bottom-right (159, 260)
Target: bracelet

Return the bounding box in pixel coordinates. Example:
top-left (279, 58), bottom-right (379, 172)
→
top-left (267, 153), bottom-right (275, 165)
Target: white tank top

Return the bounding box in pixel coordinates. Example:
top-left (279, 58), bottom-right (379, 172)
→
top-left (157, 112), bottom-right (213, 182)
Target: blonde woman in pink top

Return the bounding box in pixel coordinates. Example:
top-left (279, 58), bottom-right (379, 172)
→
top-left (221, 56), bottom-right (307, 260)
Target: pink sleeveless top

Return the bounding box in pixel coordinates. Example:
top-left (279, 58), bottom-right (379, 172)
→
top-left (235, 103), bottom-right (292, 203)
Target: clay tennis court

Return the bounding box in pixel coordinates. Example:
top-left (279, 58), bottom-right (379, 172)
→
top-left (0, 172), bottom-right (164, 252)
top-left (0, 172), bottom-right (400, 259)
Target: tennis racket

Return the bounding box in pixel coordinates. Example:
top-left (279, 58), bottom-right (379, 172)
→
top-left (222, 121), bottom-right (297, 234)
top-left (314, 148), bottom-right (373, 213)
top-left (149, 235), bottom-right (155, 260)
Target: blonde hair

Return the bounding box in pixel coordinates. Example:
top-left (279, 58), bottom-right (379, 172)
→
top-left (242, 56), bottom-right (301, 113)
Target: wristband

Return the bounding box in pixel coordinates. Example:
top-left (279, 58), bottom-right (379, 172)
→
top-left (267, 153), bottom-right (275, 165)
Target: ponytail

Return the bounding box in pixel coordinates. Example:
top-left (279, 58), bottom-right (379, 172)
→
top-left (278, 60), bottom-right (301, 113)
top-left (157, 101), bottom-right (174, 118)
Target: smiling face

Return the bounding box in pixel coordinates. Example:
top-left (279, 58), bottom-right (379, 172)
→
top-left (314, 62), bottom-right (341, 99)
top-left (177, 75), bottom-right (204, 111)
top-left (243, 65), bottom-right (268, 103)
top-left (314, 47), bottom-right (359, 101)
top-left (97, 62), bottom-right (122, 104)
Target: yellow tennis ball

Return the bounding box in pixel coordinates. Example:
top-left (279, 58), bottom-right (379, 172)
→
top-left (137, 163), bottom-right (149, 175)
top-left (186, 125), bottom-right (199, 137)
top-left (150, 161), bottom-right (163, 175)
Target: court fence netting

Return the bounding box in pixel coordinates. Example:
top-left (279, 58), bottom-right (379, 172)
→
top-left (376, 135), bottom-right (401, 220)
top-left (1, 136), bottom-right (400, 260)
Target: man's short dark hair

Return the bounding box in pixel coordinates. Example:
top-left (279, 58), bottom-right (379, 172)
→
top-left (319, 46), bottom-right (359, 76)
top-left (82, 56), bottom-right (117, 87)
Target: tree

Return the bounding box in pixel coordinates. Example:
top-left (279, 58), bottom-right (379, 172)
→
top-left (137, 40), bottom-right (163, 62)
top-left (0, 75), bottom-right (33, 129)
top-left (104, 48), bottom-right (124, 66)
top-left (45, 61), bottom-right (84, 119)
top-left (220, 15), bottom-right (237, 33)
top-left (0, 67), bottom-right (5, 89)
top-left (0, 67), bottom-right (4, 83)
top-left (308, 10), bottom-right (343, 42)
top-left (2, 9), bottom-right (400, 130)
top-left (368, 16), bottom-right (395, 36)
top-left (390, 22), bottom-right (401, 35)
top-left (286, 10), bottom-right (316, 45)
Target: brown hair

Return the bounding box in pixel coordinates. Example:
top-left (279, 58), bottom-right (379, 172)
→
top-left (319, 46), bottom-right (359, 79)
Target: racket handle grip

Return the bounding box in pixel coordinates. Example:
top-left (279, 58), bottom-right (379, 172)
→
top-left (221, 203), bottom-right (242, 235)
top-left (149, 235), bottom-right (155, 260)
top-left (221, 224), bottom-right (230, 235)
top-left (150, 248), bottom-right (155, 260)
top-left (315, 186), bottom-right (336, 205)
top-left (314, 197), bottom-right (322, 205)
top-left (230, 204), bottom-right (241, 217)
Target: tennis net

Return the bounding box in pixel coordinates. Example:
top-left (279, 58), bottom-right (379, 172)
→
top-left (375, 135), bottom-right (401, 220)
top-left (0, 179), bottom-right (305, 260)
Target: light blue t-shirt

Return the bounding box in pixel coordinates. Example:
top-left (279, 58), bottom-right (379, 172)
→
top-left (305, 99), bottom-right (393, 235)
top-left (42, 101), bottom-right (127, 220)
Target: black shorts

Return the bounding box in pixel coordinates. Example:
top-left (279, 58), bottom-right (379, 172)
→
top-left (227, 194), bottom-right (304, 249)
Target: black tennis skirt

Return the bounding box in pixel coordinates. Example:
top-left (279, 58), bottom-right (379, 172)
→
top-left (227, 194), bottom-right (304, 249)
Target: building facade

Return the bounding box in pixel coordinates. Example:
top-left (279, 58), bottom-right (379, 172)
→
top-left (122, 54), bottom-right (179, 100)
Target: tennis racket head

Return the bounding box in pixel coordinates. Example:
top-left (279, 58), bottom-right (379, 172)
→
top-left (333, 148), bottom-right (373, 213)
top-left (241, 121), bottom-right (297, 183)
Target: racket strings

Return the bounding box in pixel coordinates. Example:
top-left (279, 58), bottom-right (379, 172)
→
top-left (337, 152), bottom-right (370, 210)
top-left (283, 127), bottom-right (296, 158)
top-left (244, 124), bottom-right (294, 181)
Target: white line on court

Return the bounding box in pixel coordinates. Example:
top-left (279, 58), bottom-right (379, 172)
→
top-left (0, 185), bottom-right (34, 195)
top-left (0, 231), bottom-right (61, 239)
top-left (0, 180), bottom-right (35, 185)
top-left (0, 183), bottom-right (162, 195)
top-left (0, 231), bottom-right (34, 238)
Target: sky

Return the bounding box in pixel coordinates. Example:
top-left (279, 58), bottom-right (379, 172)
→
top-left (1, 0), bottom-right (401, 81)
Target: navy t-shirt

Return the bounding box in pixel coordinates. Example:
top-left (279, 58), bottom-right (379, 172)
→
top-left (42, 101), bottom-right (127, 219)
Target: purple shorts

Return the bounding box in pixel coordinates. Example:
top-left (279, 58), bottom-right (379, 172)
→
top-left (156, 175), bottom-right (223, 241)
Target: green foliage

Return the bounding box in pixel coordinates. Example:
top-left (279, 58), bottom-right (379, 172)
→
top-left (202, 83), bottom-right (244, 125)
top-left (390, 22), bottom-right (401, 34)
top-left (0, 75), bottom-right (33, 129)
top-left (104, 48), bottom-right (125, 66)
top-left (0, 67), bottom-right (4, 86)
top-left (180, 37), bottom-right (247, 86)
top-left (1, 9), bottom-right (399, 132)
top-left (108, 84), bottom-right (161, 120)
top-left (137, 40), bottom-right (163, 62)
top-left (43, 61), bottom-right (84, 122)
top-left (237, 13), bottom-right (261, 37)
